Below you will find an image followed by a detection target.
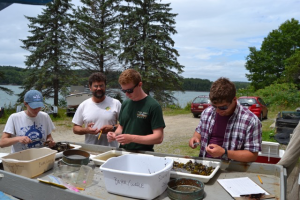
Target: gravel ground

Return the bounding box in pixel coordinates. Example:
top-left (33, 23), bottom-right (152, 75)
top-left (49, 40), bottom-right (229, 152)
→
top-left (0, 113), bottom-right (200, 155)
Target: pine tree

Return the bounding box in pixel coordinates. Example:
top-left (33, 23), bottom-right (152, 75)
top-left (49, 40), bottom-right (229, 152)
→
top-left (72, 0), bottom-right (121, 74)
top-left (20, 0), bottom-right (76, 106)
top-left (0, 71), bottom-right (13, 95)
top-left (119, 0), bottom-right (184, 106)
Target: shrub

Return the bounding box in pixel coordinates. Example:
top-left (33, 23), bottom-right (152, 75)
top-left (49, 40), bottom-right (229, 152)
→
top-left (237, 83), bottom-right (300, 109)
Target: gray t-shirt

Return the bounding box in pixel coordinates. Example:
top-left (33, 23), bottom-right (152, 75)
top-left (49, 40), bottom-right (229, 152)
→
top-left (4, 111), bottom-right (55, 153)
top-left (72, 96), bottom-right (121, 147)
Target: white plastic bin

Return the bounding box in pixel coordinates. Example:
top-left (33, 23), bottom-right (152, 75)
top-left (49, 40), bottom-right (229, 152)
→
top-left (100, 154), bottom-right (173, 199)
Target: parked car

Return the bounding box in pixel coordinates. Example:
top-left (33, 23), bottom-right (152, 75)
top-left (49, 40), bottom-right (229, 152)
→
top-left (237, 96), bottom-right (268, 121)
top-left (191, 96), bottom-right (211, 118)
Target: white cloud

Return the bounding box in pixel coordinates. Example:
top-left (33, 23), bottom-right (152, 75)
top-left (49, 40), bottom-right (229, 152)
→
top-left (1, 0), bottom-right (300, 81)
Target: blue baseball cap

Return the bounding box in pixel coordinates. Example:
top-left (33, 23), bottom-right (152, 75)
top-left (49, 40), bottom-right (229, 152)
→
top-left (24, 90), bottom-right (44, 109)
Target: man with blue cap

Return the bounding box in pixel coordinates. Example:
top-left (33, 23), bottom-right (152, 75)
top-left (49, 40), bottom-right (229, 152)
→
top-left (0, 90), bottom-right (56, 153)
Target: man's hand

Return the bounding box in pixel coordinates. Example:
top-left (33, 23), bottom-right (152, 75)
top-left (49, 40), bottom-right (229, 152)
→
top-left (115, 134), bottom-right (133, 145)
top-left (205, 144), bottom-right (225, 158)
top-left (18, 136), bottom-right (31, 144)
top-left (107, 132), bottom-right (119, 142)
top-left (86, 122), bottom-right (99, 135)
top-left (189, 137), bottom-right (200, 149)
top-left (44, 139), bottom-right (56, 148)
top-left (99, 125), bottom-right (114, 134)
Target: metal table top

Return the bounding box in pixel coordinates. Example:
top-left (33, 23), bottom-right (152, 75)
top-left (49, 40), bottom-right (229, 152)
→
top-left (0, 142), bottom-right (286, 200)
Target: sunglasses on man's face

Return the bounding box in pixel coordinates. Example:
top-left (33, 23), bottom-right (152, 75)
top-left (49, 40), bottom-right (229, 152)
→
top-left (211, 100), bottom-right (234, 111)
top-left (121, 82), bottom-right (139, 94)
top-left (211, 104), bottom-right (229, 110)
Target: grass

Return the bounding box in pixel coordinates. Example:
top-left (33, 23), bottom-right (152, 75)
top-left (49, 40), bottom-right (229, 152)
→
top-left (163, 108), bottom-right (190, 116)
top-left (261, 108), bottom-right (278, 143)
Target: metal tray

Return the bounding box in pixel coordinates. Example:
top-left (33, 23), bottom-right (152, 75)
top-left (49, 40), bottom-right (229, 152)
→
top-left (55, 144), bottom-right (81, 159)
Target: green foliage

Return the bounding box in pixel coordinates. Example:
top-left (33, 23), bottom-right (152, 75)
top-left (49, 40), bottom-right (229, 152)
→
top-left (49, 108), bottom-right (67, 121)
top-left (184, 101), bottom-right (192, 111)
top-left (1, 66), bottom-right (250, 94)
top-left (234, 81), bottom-right (251, 90)
top-left (262, 130), bottom-right (277, 142)
top-left (245, 18), bottom-right (300, 90)
top-left (163, 102), bottom-right (190, 116)
top-left (72, 0), bottom-right (120, 73)
top-left (237, 82), bottom-right (300, 108)
top-left (282, 49), bottom-right (300, 87)
top-left (0, 107), bottom-right (15, 124)
top-left (183, 78), bottom-right (249, 92)
top-left (20, 0), bottom-right (76, 106)
top-left (58, 98), bottom-right (67, 108)
top-left (183, 78), bottom-right (211, 91)
top-left (255, 83), bottom-right (300, 107)
top-left (0, 66), bottom-right (29, 85)
top-left (0, 85), bottom-right (13, 95)
top-left (113, 92), bottom-right (123, 104)
top-left (166, 103), bottom-right (181, 110)
top-left (119, 0), bottom-right (185, 105)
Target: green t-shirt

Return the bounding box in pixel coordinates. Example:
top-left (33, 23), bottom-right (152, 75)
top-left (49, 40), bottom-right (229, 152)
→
top-left (119, 96), bottom-right (165, 151)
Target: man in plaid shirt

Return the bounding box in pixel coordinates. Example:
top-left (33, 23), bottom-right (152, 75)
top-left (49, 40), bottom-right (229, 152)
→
top-left (189, 77), bottom-right (262, 162)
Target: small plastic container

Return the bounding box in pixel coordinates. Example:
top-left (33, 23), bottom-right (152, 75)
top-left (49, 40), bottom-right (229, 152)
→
top-left (75, 165), bottom-right (94, 188)
top-left (53, 161), bottom-right (80, 177)
top-left (261, 141), bottom-right (280, 156)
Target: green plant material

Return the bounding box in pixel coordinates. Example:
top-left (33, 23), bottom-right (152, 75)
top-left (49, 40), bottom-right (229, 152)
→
top-left (163, 103), bottom-right (191, 116)
top-left (255, 83), bottom-right (300, 107)
top-left (245, 18), bottom-right (300, 90)
top-left (262, 130), bottom-right (277, 142)
top-left (73, 0), bottom-right (120, 73)
top-left (49, 108), bottom-right (67, 121)
top-left (184, 101), bottom-right (192, 111)
top-left (237, 83), bottom-right (300, 109)
top-left (173, 160), bottom-right (215, 176)
top-left (119, 0), bottom-right (185, 104)
top-left (282, 49), bottom-right (300, 87)
top-left (0, 108), bottom-right (15, 124)
top-left (58, 98), bottom-right (67, 108)
top-left (20, 0), bottom-right (76, 106)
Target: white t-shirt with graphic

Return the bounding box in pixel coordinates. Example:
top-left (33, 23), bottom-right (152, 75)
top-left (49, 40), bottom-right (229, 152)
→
top-left (72, 96), bottom-right (121, 147)
top-left (3, 111), bottom-right (55, 153)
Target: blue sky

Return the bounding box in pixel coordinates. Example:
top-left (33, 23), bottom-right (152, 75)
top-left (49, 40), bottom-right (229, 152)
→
top-left (1, 0), bottom-right (300, 82)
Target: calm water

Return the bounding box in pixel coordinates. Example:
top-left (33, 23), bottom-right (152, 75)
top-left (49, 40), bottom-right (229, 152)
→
top-left (0, 85), bottom-right (57, 107)
top-left (0, 85), bottom-right (209, 108)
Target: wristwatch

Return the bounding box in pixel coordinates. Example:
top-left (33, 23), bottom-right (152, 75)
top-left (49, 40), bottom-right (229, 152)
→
top-left (221, 148), bottom-right (228, 160)
top-left (112, 124), bottom-right (117, 132)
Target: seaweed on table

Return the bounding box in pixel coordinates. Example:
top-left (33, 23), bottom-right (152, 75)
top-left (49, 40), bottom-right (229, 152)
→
top-left (172, 160), bottom-right (215, 176)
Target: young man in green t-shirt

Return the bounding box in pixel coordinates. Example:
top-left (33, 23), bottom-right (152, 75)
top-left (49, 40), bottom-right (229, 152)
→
top-left (107, 69), bottom-right (165, 151)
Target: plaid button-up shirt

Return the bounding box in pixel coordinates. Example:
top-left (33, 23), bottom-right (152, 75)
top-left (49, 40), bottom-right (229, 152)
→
top-left (195, 101), bottom-right (262, 159)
